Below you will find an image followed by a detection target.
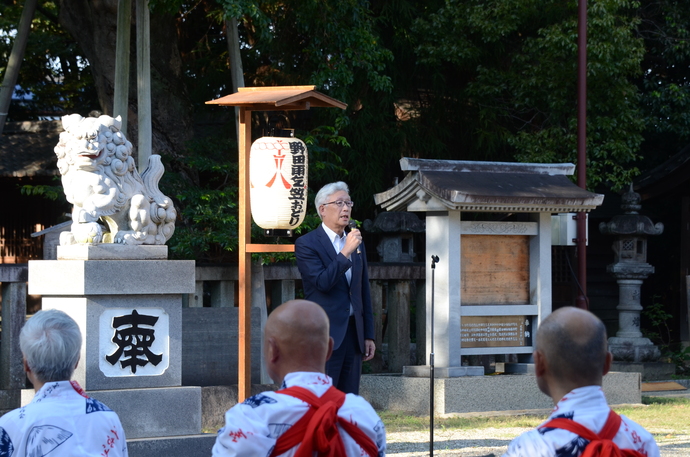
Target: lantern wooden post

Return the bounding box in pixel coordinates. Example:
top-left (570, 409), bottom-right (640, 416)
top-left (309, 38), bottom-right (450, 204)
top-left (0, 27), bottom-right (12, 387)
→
top-left (238, 106), bottom-right (252, 400)
top-left (206, 86), bottom-right (346, 402)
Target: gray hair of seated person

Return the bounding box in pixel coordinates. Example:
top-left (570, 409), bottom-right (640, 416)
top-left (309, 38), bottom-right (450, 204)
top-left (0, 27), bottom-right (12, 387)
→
top-left (20, 309), bottom-right (82, 383)
top-left (314, 181), bottom-right (350, 219)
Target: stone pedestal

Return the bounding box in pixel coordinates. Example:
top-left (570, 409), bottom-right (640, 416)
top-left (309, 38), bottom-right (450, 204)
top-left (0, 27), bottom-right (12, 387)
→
top-left (608, 336), bottom-right (661, 363)
top-left (28, 246), bottom-right (203, 446)
top-left (606, 263), bottom-right (661, 362)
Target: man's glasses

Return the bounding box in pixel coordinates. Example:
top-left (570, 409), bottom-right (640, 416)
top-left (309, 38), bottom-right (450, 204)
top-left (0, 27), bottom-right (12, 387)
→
top-left (322, 200), bottom-right (355, 208)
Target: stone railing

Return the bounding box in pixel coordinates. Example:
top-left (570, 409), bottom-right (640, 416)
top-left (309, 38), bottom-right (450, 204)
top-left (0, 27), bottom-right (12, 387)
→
top-left (187, 263), bottom-right (426, 374)
top-left (0, 262), bottom-right (426, 394)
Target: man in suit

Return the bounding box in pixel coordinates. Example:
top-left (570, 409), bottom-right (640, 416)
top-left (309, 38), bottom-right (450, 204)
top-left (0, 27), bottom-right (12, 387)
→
top-left (295, 181), bottom-right (375, 394)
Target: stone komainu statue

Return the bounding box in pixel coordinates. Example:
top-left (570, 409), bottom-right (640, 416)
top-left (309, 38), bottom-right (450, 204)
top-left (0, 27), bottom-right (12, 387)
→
top-left (54, 114), bottom-right (176, 245)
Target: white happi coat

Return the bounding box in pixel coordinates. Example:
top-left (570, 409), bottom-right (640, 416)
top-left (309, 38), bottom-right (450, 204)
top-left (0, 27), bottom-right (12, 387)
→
top-left (0, 380), bottom-right (127, 457)
top-left (212, 371), bottom-right (386, 457)
top-left (503, 385), bottom-right (660, 457)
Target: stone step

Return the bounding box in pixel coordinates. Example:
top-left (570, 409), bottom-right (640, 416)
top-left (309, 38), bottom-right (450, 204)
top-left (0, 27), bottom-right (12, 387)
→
top-left (127, 434), bottom-right (216, 457)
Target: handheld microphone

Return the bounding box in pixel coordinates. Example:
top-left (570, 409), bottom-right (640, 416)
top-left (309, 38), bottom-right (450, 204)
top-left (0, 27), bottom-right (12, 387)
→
top-left (348, 220), bottom-right (361, 254)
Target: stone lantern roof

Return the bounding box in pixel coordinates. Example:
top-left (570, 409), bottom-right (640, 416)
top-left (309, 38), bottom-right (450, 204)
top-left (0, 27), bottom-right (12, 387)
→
top-left (374, 158), bottom-right (604, 213)
top-left (599, 185), bottom-right (664, 236)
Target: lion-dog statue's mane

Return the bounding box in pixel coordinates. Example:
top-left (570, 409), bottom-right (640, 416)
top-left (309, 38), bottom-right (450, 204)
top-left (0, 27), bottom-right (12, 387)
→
top-left (54, 114), bottom-right (176, 245)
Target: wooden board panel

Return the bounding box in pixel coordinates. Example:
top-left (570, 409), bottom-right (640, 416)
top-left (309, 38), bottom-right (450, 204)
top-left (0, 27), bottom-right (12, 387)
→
top-left (461, 315), bottom-right (532, 348)
top-left (641, 381), bottom-right (687, 392)
top-left (461, 235), bottom-right (529, 305)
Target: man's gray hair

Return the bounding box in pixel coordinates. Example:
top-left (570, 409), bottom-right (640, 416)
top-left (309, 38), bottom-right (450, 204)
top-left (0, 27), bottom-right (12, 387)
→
top-left (20, 309), bottom-right (82, 383)
top-left (314, 182), bottom-right (349, 220)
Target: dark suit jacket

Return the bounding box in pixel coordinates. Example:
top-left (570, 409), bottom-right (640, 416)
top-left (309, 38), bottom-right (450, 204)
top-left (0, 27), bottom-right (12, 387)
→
top-left (295, 224), bottom-right (374, 352)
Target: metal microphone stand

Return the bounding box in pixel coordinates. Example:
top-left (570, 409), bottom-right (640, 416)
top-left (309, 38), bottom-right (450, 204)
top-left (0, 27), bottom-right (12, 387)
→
top-left (430, 255), bottom-right (439, 457)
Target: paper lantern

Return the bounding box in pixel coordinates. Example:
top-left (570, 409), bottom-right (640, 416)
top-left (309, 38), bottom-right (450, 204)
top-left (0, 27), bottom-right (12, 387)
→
top-left (249, 136), bottom-right (308, 231)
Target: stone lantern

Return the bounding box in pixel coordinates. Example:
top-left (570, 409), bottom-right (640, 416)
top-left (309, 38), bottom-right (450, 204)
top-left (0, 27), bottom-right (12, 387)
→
top-left (599, 184), bottom-right (664, 362)
top-left (363, 212), bottom-right (425, 262)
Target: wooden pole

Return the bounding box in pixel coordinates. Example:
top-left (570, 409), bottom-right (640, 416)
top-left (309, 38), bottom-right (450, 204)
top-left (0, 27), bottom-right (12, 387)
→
top-left (575, 0), bottom-right (589, 309)
top-left (0, 0), bottom-right (37, 135)
top-left (114, 0), bottom-right (132, 134)
top-left (136, 0), bottom-right (151, 173)
top-left (238, 107), bottom-right (252, 401)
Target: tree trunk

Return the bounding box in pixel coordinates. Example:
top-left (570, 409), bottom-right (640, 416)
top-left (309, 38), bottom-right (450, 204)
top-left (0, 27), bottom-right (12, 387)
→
top-left (225, 18), bottom-right (244, 140)
top-left (0, 0), bottom-right (38, 134)
top-left (57, 0), bottom-right (192, 165)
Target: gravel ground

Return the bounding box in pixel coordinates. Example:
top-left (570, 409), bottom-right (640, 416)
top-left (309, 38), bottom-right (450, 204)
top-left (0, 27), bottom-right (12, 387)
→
top-left (385, 427), bottom-right (690, 456)
top-left (385, 388), bottom-right (690, 456)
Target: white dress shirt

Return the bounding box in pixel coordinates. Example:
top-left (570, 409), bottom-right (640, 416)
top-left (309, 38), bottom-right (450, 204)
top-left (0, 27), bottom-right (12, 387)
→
top-left (321, 223), bottom-right (353, 315)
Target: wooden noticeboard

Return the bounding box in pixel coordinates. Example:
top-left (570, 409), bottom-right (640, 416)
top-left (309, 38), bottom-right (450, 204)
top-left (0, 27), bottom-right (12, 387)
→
top-left (460, 315), bottom-right (533, 348)
top-left (461, 235), bottom-right (530, 305)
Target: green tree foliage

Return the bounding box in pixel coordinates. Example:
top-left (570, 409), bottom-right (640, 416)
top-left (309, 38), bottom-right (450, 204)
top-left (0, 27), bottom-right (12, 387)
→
top-left (153, 0), bottom-right (399, 251)
top-left (160, 135), bottom-right (240, 262)
top-left (636, 0), bottom-right (690, 168)
top-left (0, 0), bottom-right (98, 119)
top-left (5, 0), bottom-right (690, 260)
top-left (152, 0), bottom-right (393, 101)
top-left (412, 0), bottom-right (645, 190)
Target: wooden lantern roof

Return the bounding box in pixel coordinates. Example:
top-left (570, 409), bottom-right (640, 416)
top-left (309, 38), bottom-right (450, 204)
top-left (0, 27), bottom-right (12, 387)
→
top-left (206, 85), bottom-right (347, 111)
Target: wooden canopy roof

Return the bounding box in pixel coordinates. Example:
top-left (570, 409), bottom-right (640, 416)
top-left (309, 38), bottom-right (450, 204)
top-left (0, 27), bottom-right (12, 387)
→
top-left (375, 158), bottom-right (604, 213)
top-left (206, 86), bottom-right (347, 111)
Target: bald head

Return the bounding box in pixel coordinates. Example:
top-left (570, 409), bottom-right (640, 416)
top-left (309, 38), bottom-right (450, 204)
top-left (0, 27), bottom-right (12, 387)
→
top-left (536, 307), bottom-right (609, 388)
top-left (264, 300), bottom-right (333, 384)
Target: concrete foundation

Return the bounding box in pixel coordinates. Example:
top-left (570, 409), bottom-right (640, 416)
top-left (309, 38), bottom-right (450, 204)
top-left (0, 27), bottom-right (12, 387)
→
top-left (89, 387), bottom-right (202, 439)
top-left (20, 386), bottom-right (202, 439)
top-left (611, 361), bottom-right (676, 382)
top-left (359, 371), bottom-right (641, 415)
top-left (403, 365), bottom-right (484, 377)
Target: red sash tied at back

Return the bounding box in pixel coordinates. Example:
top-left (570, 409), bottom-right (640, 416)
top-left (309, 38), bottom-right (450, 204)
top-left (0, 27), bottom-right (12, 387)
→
top-left (540, 409), bottom-right (645, 457)
top-left (269, 385), bottom-right (378, 457)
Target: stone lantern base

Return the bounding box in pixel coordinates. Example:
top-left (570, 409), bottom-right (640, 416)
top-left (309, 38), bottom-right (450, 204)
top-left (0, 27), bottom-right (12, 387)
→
top-left (609, 336), bottom-right (661, 362)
